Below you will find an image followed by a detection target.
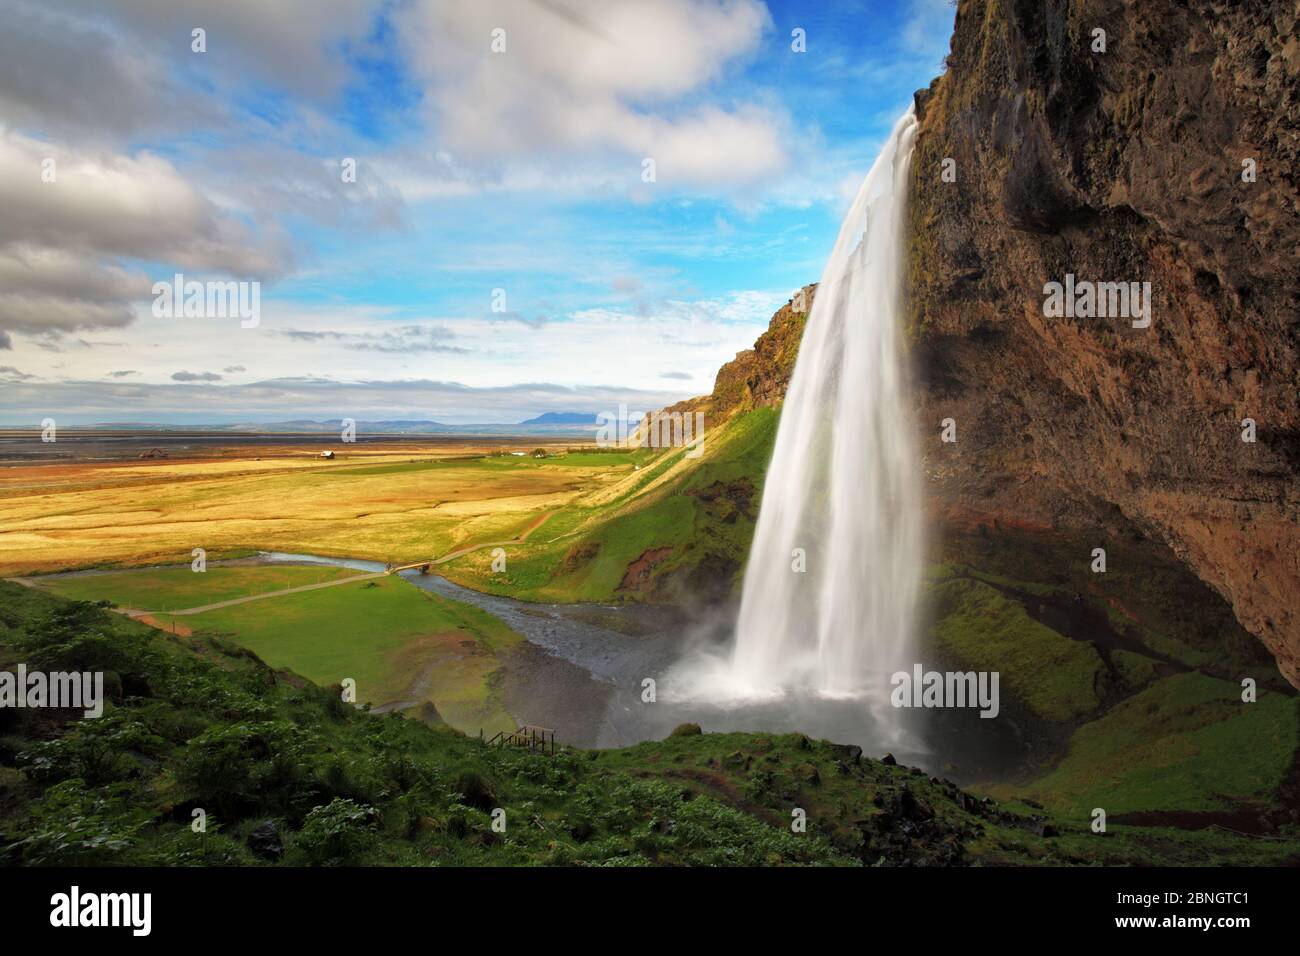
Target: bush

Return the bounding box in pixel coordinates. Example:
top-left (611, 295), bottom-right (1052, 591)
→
top-left (176, 720), bottom-right (309, 819)
top-left (3, 779), bottom-right (146, 866)
top-left (295, 798), bottom-right (378, 866)
top-left (452, 767), bottom-right (498, 811)
top-left (18, 712), bottom-right (163, 786)
top-left (669, 722), bottom-right (703, 737)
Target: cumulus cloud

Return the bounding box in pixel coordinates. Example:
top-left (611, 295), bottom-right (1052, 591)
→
top-left (397, 0), bottom-right (787, 189)
top-left (41, 0), bottom-right (383, 101)
top-left (0, 244), bottom-right (147, 335)
top-left (0, 133), bottom-right (287, 274)
top-left (0, 0), bottom-right (199, 141)
top-left (0, 129), bottom-right (291, 343)
top-left (0, 2), bottom-right (403, 349)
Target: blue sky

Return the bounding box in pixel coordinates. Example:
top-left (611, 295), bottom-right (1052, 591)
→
top-left (0, 0), bottom-right (954, 424)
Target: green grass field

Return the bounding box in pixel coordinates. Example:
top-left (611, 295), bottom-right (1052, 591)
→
top-left (156, 576), bottom-right (521, 734)
top-left (30, 565), bottom-right (522, 736)
top-left (38, 564), bottom-right (359, 611)
top-left (929, 529), bottom-right (1298, 824)
top-left (5, 583), bottom-right (1296, 867)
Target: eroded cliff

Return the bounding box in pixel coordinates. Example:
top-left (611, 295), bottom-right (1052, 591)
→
top-left (906, 0), bottom-right (1300, 684)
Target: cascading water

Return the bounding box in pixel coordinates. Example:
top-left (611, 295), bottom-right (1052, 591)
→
top-left (724, 108), bottom-right (923, 724)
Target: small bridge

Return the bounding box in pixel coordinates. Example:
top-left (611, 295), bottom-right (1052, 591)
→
top-left (386, 561), bottom-right (432, 575)
top-left (481, 725), bottom-right (556, 756)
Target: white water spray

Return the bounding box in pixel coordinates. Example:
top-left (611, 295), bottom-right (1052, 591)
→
top-left (725, 108), bottom-right (923, 717)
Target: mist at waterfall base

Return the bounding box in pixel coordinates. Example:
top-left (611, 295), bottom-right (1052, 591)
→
top-left (661, 108), bottom-right (932, 765)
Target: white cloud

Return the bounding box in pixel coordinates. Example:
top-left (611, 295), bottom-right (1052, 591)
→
top-left (0, 129), bottom-right (291, 342)
top-left (43, 0), bottom-right (383, 100)
top-left (0, 287), bottom-right (785, 420)
top-left (396, 0), bottom-right (788, 190)
top-left (0, 132), bottom-right (286, 274)
top-left (0, 0), bottom-right (192, 140)
top-left (0, 376), bottom-right (696, 426)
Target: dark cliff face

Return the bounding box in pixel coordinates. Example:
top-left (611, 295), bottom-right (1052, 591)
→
top-left (907, 1), bottom-right (1300, 684)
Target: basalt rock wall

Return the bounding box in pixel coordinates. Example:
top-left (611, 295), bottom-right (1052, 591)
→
top-left (906, 0), bottom-right (1300, 684)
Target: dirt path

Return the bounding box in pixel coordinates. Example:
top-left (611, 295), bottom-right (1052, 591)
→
top-left (131, 613), bottom-right (193, 636)
top-left (5, 567), bottom-right (385, 618)
top-left (164, 571), bottom-right (385, 616)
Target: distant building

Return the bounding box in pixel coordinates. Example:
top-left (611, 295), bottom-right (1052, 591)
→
top-left (319, 450), bottom-right (335, 459)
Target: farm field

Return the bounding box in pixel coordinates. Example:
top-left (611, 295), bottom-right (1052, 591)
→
top-left (0, 412), bottom-right (773, 610)
top-left (0, 440), bottom-right (632, 576)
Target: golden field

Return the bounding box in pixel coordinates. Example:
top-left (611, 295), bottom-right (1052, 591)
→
top-left (0, 441), bottom-right (634, 575)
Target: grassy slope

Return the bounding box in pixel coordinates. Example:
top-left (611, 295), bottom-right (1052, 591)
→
top-left (928, 528), bottom-right (1299, 820)
top-left (938, 529), bottom-right (1269, 678)
top-left (165, 578), bottom-right (521, 734)
top-left (2, 582), bottom-right (1295, 866)
top-left (438, 408), bottom-right (779, 603)
top-left (1017, 672), bottom-right (1299, 815)
top-left (929, 577), bottom-right (1105, 721)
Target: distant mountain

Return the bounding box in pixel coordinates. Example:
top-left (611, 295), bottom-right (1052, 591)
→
top-left (221, 419), bottom-right (448, 434)
top-left (518, 412), bottom-right (598, 425)
top-left (77, 418), bottom-right (600, 436)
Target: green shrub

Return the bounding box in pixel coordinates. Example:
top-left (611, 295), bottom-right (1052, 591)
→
top-left (2, 779), bottom-right (146, 866)
top-left (17, 712), bottom-right (161, 786)
top-left (295, 798), bottom-right (378, 866)
top-left (452, 767), bottom-right (498, 811)
top-left (176, 720), bottom-right (310, 818)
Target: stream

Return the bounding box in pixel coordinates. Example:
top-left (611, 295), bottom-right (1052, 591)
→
top-left (36, 551), bottom-right (1020, 778)
top-left (260, 553), bottom-right (954, 768)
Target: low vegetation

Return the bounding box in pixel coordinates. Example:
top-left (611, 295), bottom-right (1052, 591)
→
top-left (929, 577), bottom-right (1105, 721)
top-left (3, 583), bottom-right (1295, 866)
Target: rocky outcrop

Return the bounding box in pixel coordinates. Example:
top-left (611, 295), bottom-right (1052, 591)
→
top-left (907, 0), bottom-right (1300, 685)
top-left (665, 284), bottom-right (816, 419)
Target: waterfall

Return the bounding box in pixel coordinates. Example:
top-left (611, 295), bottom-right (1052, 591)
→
top-left (727, 107), bottom-right (922, 714)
